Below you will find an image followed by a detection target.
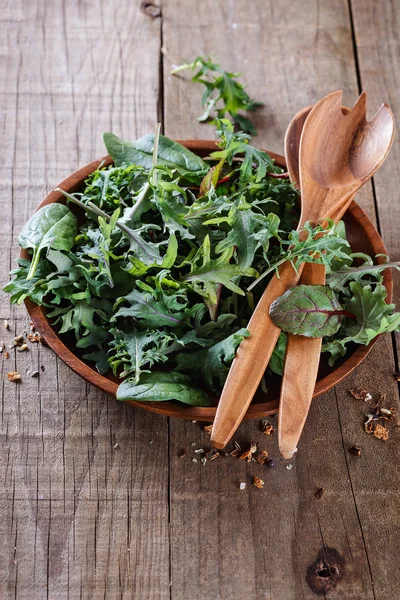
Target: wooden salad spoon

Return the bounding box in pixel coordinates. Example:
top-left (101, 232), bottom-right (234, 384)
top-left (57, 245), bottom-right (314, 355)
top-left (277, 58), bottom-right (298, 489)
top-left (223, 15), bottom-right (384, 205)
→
top-left (278, 105), bottom-right (353, 460)
top-left (211, 90), bottom-right (395, 450)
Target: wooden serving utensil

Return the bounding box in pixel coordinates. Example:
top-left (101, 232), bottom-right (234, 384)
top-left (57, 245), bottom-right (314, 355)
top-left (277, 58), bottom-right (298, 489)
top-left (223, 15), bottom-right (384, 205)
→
top-left (279, 95), bottom-right (394, 458)
top-left (278, 105), bottom-right (353, 460)
top-left (211, 90), bottom-right (395, 450)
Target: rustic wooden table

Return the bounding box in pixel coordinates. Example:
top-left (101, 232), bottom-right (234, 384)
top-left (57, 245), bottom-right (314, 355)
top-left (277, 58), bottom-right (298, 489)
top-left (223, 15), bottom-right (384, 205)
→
top-left (1, 1), bottom-right (400, 598)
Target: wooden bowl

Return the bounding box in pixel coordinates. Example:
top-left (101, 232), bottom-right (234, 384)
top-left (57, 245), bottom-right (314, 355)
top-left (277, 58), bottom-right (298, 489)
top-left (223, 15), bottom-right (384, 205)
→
top-left (22, 141), bottom-right (392, 421)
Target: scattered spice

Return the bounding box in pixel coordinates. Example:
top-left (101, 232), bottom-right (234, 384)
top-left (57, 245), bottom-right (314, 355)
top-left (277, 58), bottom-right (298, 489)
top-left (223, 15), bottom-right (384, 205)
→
top-left (372, 423), bottom-right (389, 441)
top-left (261, 419), bottom-right (274, 435)
top-left (256, 450), bottom-right (269, 465)
top-left (230, 448), bottom-right (240, 458)
top-left (349, 445), bottom-right (361, 457)
top-left (192, 458), bottom-right (198, 463)
top-left (7, 371), bottom-right (21, 382)
top-left (285, 463), bottom-right (294, 471)
top-left (27, 332), bottom-right (41, 343)
top-left (253, 476), bottom-right (264, 489)
top-left (194, 448), bottom-right (205, 454)
top-left (239, 442), bottom-right (258, 462)
top-left (314, 487), bottom-right (324, 500)
top-left (206, 449), bottom-right (219, 462)
top-left (200, 456), bottom-right (207, 465)
top-left (203, 424), bottom-right (213, 435)
top-left (239, 482), bottom-right (247, 490)
top-left (29, 321), bottom-right (36, 331)
top-left (14, 335), bottom-right (24, 346)
top-left (4, 320), bottom-right (9, 330)
top-left (234, 441), bottom-right (242, 452)
top-left (349, 388), bottom-right (372, 401)
top-left (27, 370), bottom-right (39, 378)
top-left (190, 442), bottom-right (196, 447)
top-left (16, 344), bottom-right (28, 352)
top-left (113, 442), bottom-right (119, 449)
top-left (364, 397), bottom-right (394, 440)
top-left (4, 352), bottom-right (9, 359)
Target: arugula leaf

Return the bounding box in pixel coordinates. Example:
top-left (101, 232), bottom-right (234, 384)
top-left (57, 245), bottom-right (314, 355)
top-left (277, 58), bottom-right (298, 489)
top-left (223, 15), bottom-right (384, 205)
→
top-left (113, 270), bottom-right (204, 329)
top-left (182, 235), bottom-right (258, 305)
top-left (327, 259), bottom-right (400, 294)
top-left (102, 132), bottom-right (207, 179)
top-left (323, 282), bottom-right (400, 364)
top-left (269, 285), bottom-right (346, 338)
top-left (248, 220), bottom-right (351, 292)
top-left (211, 119), bottom-right (276, 182)
top-left (108, 328), bottom-right (176, 382)
top-left (46, 299), bottom-right (110, 341)
top-left (19, 204), bottom-right (77, 280)
top-left (171, 57), bottom-right (263, 135)
top-left (175, 328), bottom-right (249, 391)
top-left (207, 205), bottom-right (280, 270)
top-left (116, 372), bottom-right (210, 406)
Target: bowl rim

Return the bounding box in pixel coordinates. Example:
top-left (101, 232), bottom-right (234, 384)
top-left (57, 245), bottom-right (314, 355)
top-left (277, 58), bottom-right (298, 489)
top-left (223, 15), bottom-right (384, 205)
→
top-left (22, 140), bottom-right (393, 421)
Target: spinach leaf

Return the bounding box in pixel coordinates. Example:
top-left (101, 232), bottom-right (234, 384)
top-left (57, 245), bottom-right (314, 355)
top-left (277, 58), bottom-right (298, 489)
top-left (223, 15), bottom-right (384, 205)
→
top-left (3, 258), bottom-right (55, 304)
top-left (116, 371), bottom-right (210, 406)
top-left (19, 204), bottom-right (78, 280)
top-left (103, 132), bottom-right (207, 179)
top-left (269, 285), bottom-right (347, 338)
top-left (175, 328), bottom-right (249, 391)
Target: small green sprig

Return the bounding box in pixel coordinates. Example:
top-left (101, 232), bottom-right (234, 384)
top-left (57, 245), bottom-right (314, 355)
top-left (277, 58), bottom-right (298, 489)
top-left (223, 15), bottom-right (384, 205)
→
top-left (171, 56), bottom-right (263, 135)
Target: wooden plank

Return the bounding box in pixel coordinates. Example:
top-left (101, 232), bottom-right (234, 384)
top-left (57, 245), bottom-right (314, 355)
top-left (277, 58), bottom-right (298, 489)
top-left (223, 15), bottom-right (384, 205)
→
top-left (349, 0), bottom-right (400, 346)
top-left (0, 1), bottom-right (170, 599)
top-left (163, 1), bottom-right (400, 598)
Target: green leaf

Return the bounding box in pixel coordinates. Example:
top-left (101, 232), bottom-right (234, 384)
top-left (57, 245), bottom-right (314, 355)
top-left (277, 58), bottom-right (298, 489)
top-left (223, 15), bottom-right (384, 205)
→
top-left (116, 371), bottom-right (210, 406)
top-left (171, 57), bottom-right (263, 135)
top-left (108, 328), bottom-right (176, 382)
top-left (102, 132), bottom-right (207, 177)
top-left (268, 332), bottom-right (287, 375)
top-left (199, 159), bottom-right (225, 196)
top-left (210, 205), bottom-right (280, 270)
top-left (175, 328), bottom-right (249, 391)
top-left (327, 260), bottom-right (400, 294)
top-left (323, 282), bottom-right (400, 364)
top-left (19, 204), bottom-right (78, 280)
top-left (269, 285), bottom-right (346, 338)
top-left (83, 349), bottom-right (110, 375)
top-left (3, 258), bottom-right (55, 304)
top-left (182, 235), bottom-right (258, 304)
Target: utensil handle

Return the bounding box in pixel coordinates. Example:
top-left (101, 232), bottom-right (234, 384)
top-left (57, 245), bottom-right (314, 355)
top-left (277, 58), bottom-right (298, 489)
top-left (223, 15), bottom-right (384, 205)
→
top-left (278, 262), bottom-right (325, 459)
top-left (210, 260), bottom-right (305, 449)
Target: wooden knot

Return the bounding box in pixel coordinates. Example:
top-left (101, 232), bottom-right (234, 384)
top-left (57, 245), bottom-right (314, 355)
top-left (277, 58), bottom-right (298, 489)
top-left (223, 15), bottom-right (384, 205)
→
top-left (140, 2), bottom-right (162, 19)
top-left (306, 547), bottom-right (345, 595)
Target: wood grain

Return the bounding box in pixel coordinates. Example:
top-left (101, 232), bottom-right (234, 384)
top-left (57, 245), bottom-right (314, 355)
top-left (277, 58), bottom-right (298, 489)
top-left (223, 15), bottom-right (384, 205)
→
top-left (0, 1), bottom-right (170, 598)
top-left (1, 0), bottom-right (400, 599)
top-left (163, 1), bottom-right (400, 598)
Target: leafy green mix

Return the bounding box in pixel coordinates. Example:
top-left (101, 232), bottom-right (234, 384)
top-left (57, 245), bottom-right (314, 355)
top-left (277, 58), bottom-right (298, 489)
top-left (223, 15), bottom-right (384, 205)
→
top-left (171, 57), bottom-right (263, 135)
top-left (4, 119), bottom-right (400, 405)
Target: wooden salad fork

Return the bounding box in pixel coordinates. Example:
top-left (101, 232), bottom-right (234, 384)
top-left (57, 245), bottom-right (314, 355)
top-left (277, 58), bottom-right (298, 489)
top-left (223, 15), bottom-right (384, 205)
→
top-left (278, 105), bottom-right (354, 459)
top-left (211, 90), bottom-right (395, 450)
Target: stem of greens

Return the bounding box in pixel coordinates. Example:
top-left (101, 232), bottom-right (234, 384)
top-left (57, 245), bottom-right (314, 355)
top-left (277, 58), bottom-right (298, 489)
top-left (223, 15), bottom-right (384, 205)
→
top-left (152, 122), bottom-right (161, 186)
top-left (57, 188), bottom-right (138, 244)
top-left (170, 63), bottom-right (193, 75)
